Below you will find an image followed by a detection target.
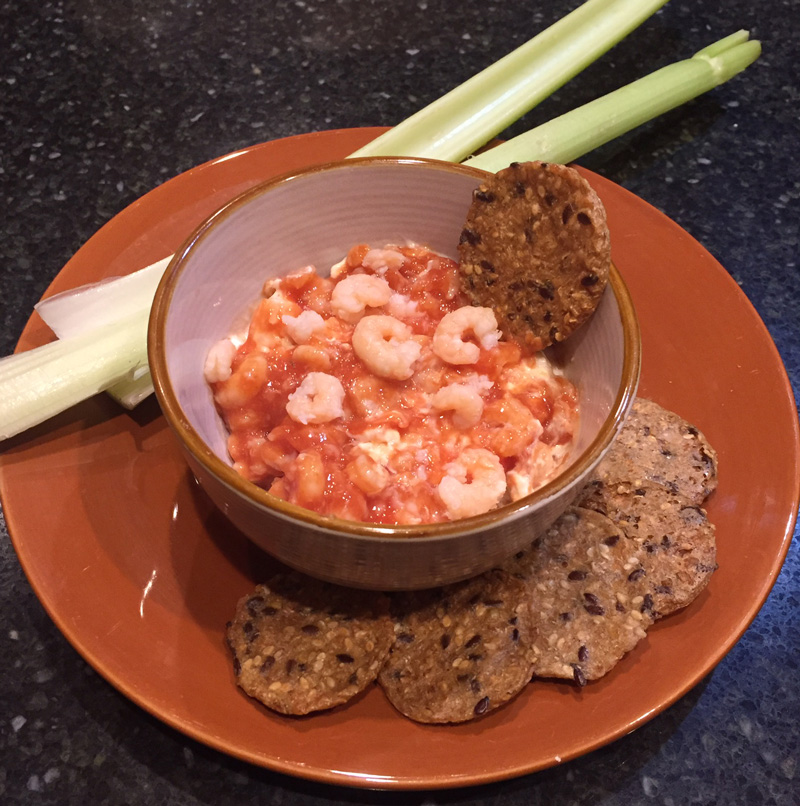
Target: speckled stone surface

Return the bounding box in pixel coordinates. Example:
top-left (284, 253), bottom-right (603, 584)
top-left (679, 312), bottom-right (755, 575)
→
top-left (1, 1), bottom-right (798, 803)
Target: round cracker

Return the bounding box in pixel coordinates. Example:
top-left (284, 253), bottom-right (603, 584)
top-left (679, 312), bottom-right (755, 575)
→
top-left (226, 573), bottom-right (394, 715)
top-left (458, 161), bottom-right (610, 352)
top-left (588, 398), bottom-right (719, 505)
top-left (575, 479), bottom-right (717, 617)
top-left (378, 570), bottom-right (533, 723)
top-left (504, 507), bottom-right (652, 684)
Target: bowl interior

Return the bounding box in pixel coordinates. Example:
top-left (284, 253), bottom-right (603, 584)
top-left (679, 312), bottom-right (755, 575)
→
top-left (152, 157), bottom-right (638, 535)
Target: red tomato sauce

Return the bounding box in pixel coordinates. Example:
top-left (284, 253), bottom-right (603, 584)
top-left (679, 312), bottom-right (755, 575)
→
top-left (207, 244), bottom-right (579, 525)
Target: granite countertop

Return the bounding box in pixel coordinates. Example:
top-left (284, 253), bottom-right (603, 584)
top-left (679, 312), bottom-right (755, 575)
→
top-left (1, 1), bottom-right (798, 803)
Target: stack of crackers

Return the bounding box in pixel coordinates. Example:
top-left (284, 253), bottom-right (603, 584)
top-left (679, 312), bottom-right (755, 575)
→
top-left (226, 397), bottom-right (718, 723)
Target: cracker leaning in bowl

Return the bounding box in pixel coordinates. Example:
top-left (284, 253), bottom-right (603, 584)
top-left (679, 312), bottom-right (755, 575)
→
top-left (458, 161), bottom-right (611, 352)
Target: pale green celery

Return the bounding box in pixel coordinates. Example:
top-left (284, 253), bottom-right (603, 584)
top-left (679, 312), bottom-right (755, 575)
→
top-left (105, 370), bottom-right (155, 409)
top-left (465, 32), bottom-right (761, 172)
top-left (34, 256), bottom-right (171, 337)
top-left (349, 0), bottom-right (670, 163)
top-left (34, 255), bottom-right (171, 408)
top-left (0, 309), bottom-right (150, 440)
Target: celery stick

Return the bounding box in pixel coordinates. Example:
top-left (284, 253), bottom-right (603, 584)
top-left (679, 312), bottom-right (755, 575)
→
top-left (0, 309), bottom-right (149, 440)
top-left (35, 256), bottom-right (171, 408)
top-left (106, 371), bottom-right (155, 409)
top-left (465, 32), bottom-right (761, 171)
top-left (349, 0), bottom-right (670, 163)
top-left (35, 256), bottom-right (171, 338)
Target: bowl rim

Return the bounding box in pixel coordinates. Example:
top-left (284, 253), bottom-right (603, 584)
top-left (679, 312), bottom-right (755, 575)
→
top-left (148, 156), bottom-right (641, 540)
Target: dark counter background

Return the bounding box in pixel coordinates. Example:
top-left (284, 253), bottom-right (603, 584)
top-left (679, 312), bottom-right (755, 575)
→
top-left (1, 1), bottom-right (798, 803)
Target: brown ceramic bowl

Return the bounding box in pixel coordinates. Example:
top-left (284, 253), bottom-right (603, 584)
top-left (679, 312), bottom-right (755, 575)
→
top-left (148, 157), bottom-right (640, 589)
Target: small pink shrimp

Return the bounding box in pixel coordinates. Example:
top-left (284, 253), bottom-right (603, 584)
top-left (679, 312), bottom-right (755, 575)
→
top-left (436, 448), bottom-right (507, 519)
top-left (282, 310), bottom-right (326, 344)
top-left (351, 315), bottom-right (422, 381)
top-left (431, 382), bottom-right (485, 429)
top-left (331, 274), bottom-right (392, 323)
top-left (432, 306), bottom-right (501, 365)
top-left (285, 372), bottom-right (346, 424)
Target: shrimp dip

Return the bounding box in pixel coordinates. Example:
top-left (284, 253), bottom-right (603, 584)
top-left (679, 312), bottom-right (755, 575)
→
top-left (204, 244), bottom-right (579, 524)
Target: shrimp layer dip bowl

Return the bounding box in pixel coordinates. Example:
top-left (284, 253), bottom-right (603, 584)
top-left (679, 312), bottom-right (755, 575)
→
top-left (148, 157), bottom-right (640, 591)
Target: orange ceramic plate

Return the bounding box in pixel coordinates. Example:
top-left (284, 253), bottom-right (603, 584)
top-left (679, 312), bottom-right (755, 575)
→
top-left (1, 129), bottom-right (798, 790)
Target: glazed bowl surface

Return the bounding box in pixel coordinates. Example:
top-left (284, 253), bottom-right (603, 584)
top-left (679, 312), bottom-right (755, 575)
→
top-left (148, 157), bottom-right (640, 590)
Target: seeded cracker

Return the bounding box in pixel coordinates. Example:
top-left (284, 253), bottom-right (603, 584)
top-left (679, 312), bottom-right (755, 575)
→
top-left (378, 570), bottom-right (533, 723)
top-left (458, 161), bottom-right (610, 352)
top-left (226, 573), bottom-right (394, 715)
top-left (505, 507), bottom-right (653, 685)
top-left (576, 479), bottom-right (717, 618)
top-left (585, 398), bottom-right (719, 505)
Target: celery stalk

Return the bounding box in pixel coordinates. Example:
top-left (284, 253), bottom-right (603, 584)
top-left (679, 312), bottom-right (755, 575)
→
top-left (104, 371), bottom-right (155, 409)
top-left (0, 309), bottom-right (149, 440)
top-left (465, 32), bottom-right (761, 171)
top-left (349, 0), bottom-right (670, 163)
top-left (34, 255), bottom-right (171, 408)
top-left (35, 256), bottom-right (170, 337)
